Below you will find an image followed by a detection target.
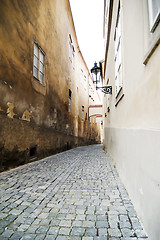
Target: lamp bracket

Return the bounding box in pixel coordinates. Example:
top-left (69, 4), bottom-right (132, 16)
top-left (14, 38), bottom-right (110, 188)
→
top-left (96, 86), bottom-right (112, 94)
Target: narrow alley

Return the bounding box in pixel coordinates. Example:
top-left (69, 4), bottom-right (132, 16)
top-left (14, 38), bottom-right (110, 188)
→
top-left (0, 145), bottom-right (148, 240)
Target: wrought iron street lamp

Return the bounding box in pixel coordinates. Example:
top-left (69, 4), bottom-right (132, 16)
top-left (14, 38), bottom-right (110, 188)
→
top-left (91, 62), bottom-right (112, 94)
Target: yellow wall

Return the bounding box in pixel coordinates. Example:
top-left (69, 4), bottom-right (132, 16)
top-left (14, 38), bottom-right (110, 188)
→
top-left (0, 0), bottom-right (101, 171)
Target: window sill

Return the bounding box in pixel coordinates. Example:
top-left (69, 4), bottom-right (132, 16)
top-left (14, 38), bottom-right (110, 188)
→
top-left (31, 77), bottom-right (46, 95)
top-left (33, 76), bottom-right (46, 86)
top-left (143, 34), bottom-right (160, 65)
top-left (115, 87), bottom-right (124, 107)
top-left (115, 86), bottom-right (122, 99)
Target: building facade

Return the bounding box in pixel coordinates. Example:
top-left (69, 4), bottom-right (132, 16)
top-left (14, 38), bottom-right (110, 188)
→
top-left (0, 0), bottom-right (101, 171)
top-left (103, 0), bottom-right (160, 239)
top-left (88, 74), bottom-right (103, 142)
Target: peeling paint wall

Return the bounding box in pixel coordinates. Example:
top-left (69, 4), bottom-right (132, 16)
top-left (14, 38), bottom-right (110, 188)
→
top-left (0, 0), bottom-right (101, 171)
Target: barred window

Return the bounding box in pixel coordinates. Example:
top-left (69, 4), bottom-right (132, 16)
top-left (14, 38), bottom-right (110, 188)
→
top-left (82, 106), bottom-right (84, 121)
top-left (68, 89), bottom-right (72, 113)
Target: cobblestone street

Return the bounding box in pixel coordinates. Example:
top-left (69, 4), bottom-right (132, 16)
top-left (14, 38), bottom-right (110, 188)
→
top-left (0, 145), bottom-right (148, 240)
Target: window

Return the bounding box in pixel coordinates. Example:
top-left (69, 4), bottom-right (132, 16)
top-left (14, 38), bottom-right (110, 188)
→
top-left (81, 69), bottom-right (83, 83)
top-left (69, 34), bottom-right (75, 68)
top-left (68, 89), bottom-right (72, 113)
top-left (82, 106), bottom-right (84, 121)
top-left (105, 3), bottom-right (109, 43)
top-left (72, 46), bottom-right (75, 68)
top-left (148, 0), bottom-right (160, 32)
top-left (84, 75), bottom-right (87, 91)
top-left (114, 5), bottom-right (122, 97)
top-left (33, 43), bottom-right (45, 84)
top-left (81, 70), bottom-right (87, 91)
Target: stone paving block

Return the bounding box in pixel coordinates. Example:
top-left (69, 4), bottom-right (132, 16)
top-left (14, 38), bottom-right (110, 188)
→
top-left (121, 228), bottom-right (135, 237)
top-left (56, 236), bottom-right (68, 240)
top-left (96, 210), bottom-right (107, 215)
top-left (9, 209), bottom-right (23, 215)
top-left (38, 213), bottom-right (49, 219)
top-left (76, 209), bottom-right (86, 214)
top-left (69, 236), bottom-right (81, 240)
top-left (119, 215), bottom-right (129, 222)
top-left (48, 213), bottom-right (57, 219)
top-left (50, 219), bottom-right (60, 226)
top-left (108, 238), bottom-right (121, 240)
top-left (9, 231), bottom-right (24, 240)
top-left (39, 219), bottom-right (51, 226)
top-left (57, 214), bottom-right (66, 220)
top-left (130, 217), bottom-right (143, 230)
top-left (5, 214), bottom-right (18, 223)
top-left (86, 228), bottom-right (97, 236)
top-left (82, 237), bottom-right (94, 240)
top-left (65, 214), bottom-right (75, 220)
top-left (0, 220), bottom-right (10, 228)
top-left (76, 215), bottom-right (86, 221)
top-left (21, 234), bottom-right (37, 240)
top-left (59, 227), bottom-right (71, 235)
top-left (17, 224), bottom-right (30, 232)
top-left (120, 221), bottom-right (132, 229)
top-left (59, 209), bottom-right (69, 214)
top-left (109, 219), bottom-right (118, 228)
top-left (71, 227), bottom-right (85, 236)
top-left (59, 220), bottom-right (72, 227)
top-left (96, 221), bottom-right (108, 228)
top-left (98, 228), bottom-right (108, 236)
top-left (93, 237), bottom-right (107, 240)
top-left (121, 238), bottom-right (137, 240)
top-left (44, 235), bottom-right (57, 240)
top-left (0, 213), bottom-right (9, 219)
top-left (96, 215), bottom-right (107, 221)
top-left (86, 215), bottom-right (96, 221)
top-left (36, 226), bottom-right (49, 234)
top-left (47, 226), bottom-right (59, 235)
top-left (25, 225), bottom-right (39, 234)
top-left (83, 220), bottom-right (95, 228)
top-left (42, 208), bottom-right (51, 213)
top-left (32, 219), bottom-right (41, 225)
top-left (72, 220), bottom-right (83, 227)
top-left (108, 228), bottom-right (122, 237)
top-left (0, 227), bottom-right (4, 234)
top-left (0, 229), bottom-right (14, 238)
top-left (135, 229), bottom-right (148, 238)
top-left (34, 234), bottom-right (46, 240)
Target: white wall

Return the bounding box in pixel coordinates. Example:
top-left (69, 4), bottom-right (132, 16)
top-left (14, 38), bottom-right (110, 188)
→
top-left (104, 127), bottom-right (160, 240)
top-left (103, 0), bottom-right (160, 239)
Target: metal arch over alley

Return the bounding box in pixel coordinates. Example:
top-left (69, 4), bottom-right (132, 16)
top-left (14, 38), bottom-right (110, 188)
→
top-left (0, 145), bottom-right (148, 240)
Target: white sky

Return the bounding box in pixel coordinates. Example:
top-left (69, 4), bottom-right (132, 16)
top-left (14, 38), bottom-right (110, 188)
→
top-left (69, 0), bottom-right (104, 71)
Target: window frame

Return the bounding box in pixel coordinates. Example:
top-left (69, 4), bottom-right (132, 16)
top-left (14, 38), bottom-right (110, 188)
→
top-left (148, 0), bottom-right (160, 32)
top-left (69, 34), bottom-right (75, 69)
top-left (84, 75), bottom-right (87, 91)
top-left (114, 5), bottom-right (122, 98)
top-left (33, 42), bottom-right (45, 85)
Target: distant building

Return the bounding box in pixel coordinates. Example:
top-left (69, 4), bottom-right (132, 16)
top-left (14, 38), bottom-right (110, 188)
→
top-left (0, 0), bottom-right (101, 171)
top-left (89, 77), bottom-right (103, 143)
top-left (103, 1), bottom-right (160, 239)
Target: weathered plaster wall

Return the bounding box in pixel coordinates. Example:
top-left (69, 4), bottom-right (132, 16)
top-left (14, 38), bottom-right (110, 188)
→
top-left (0, 0), bottom-right (100, 171)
